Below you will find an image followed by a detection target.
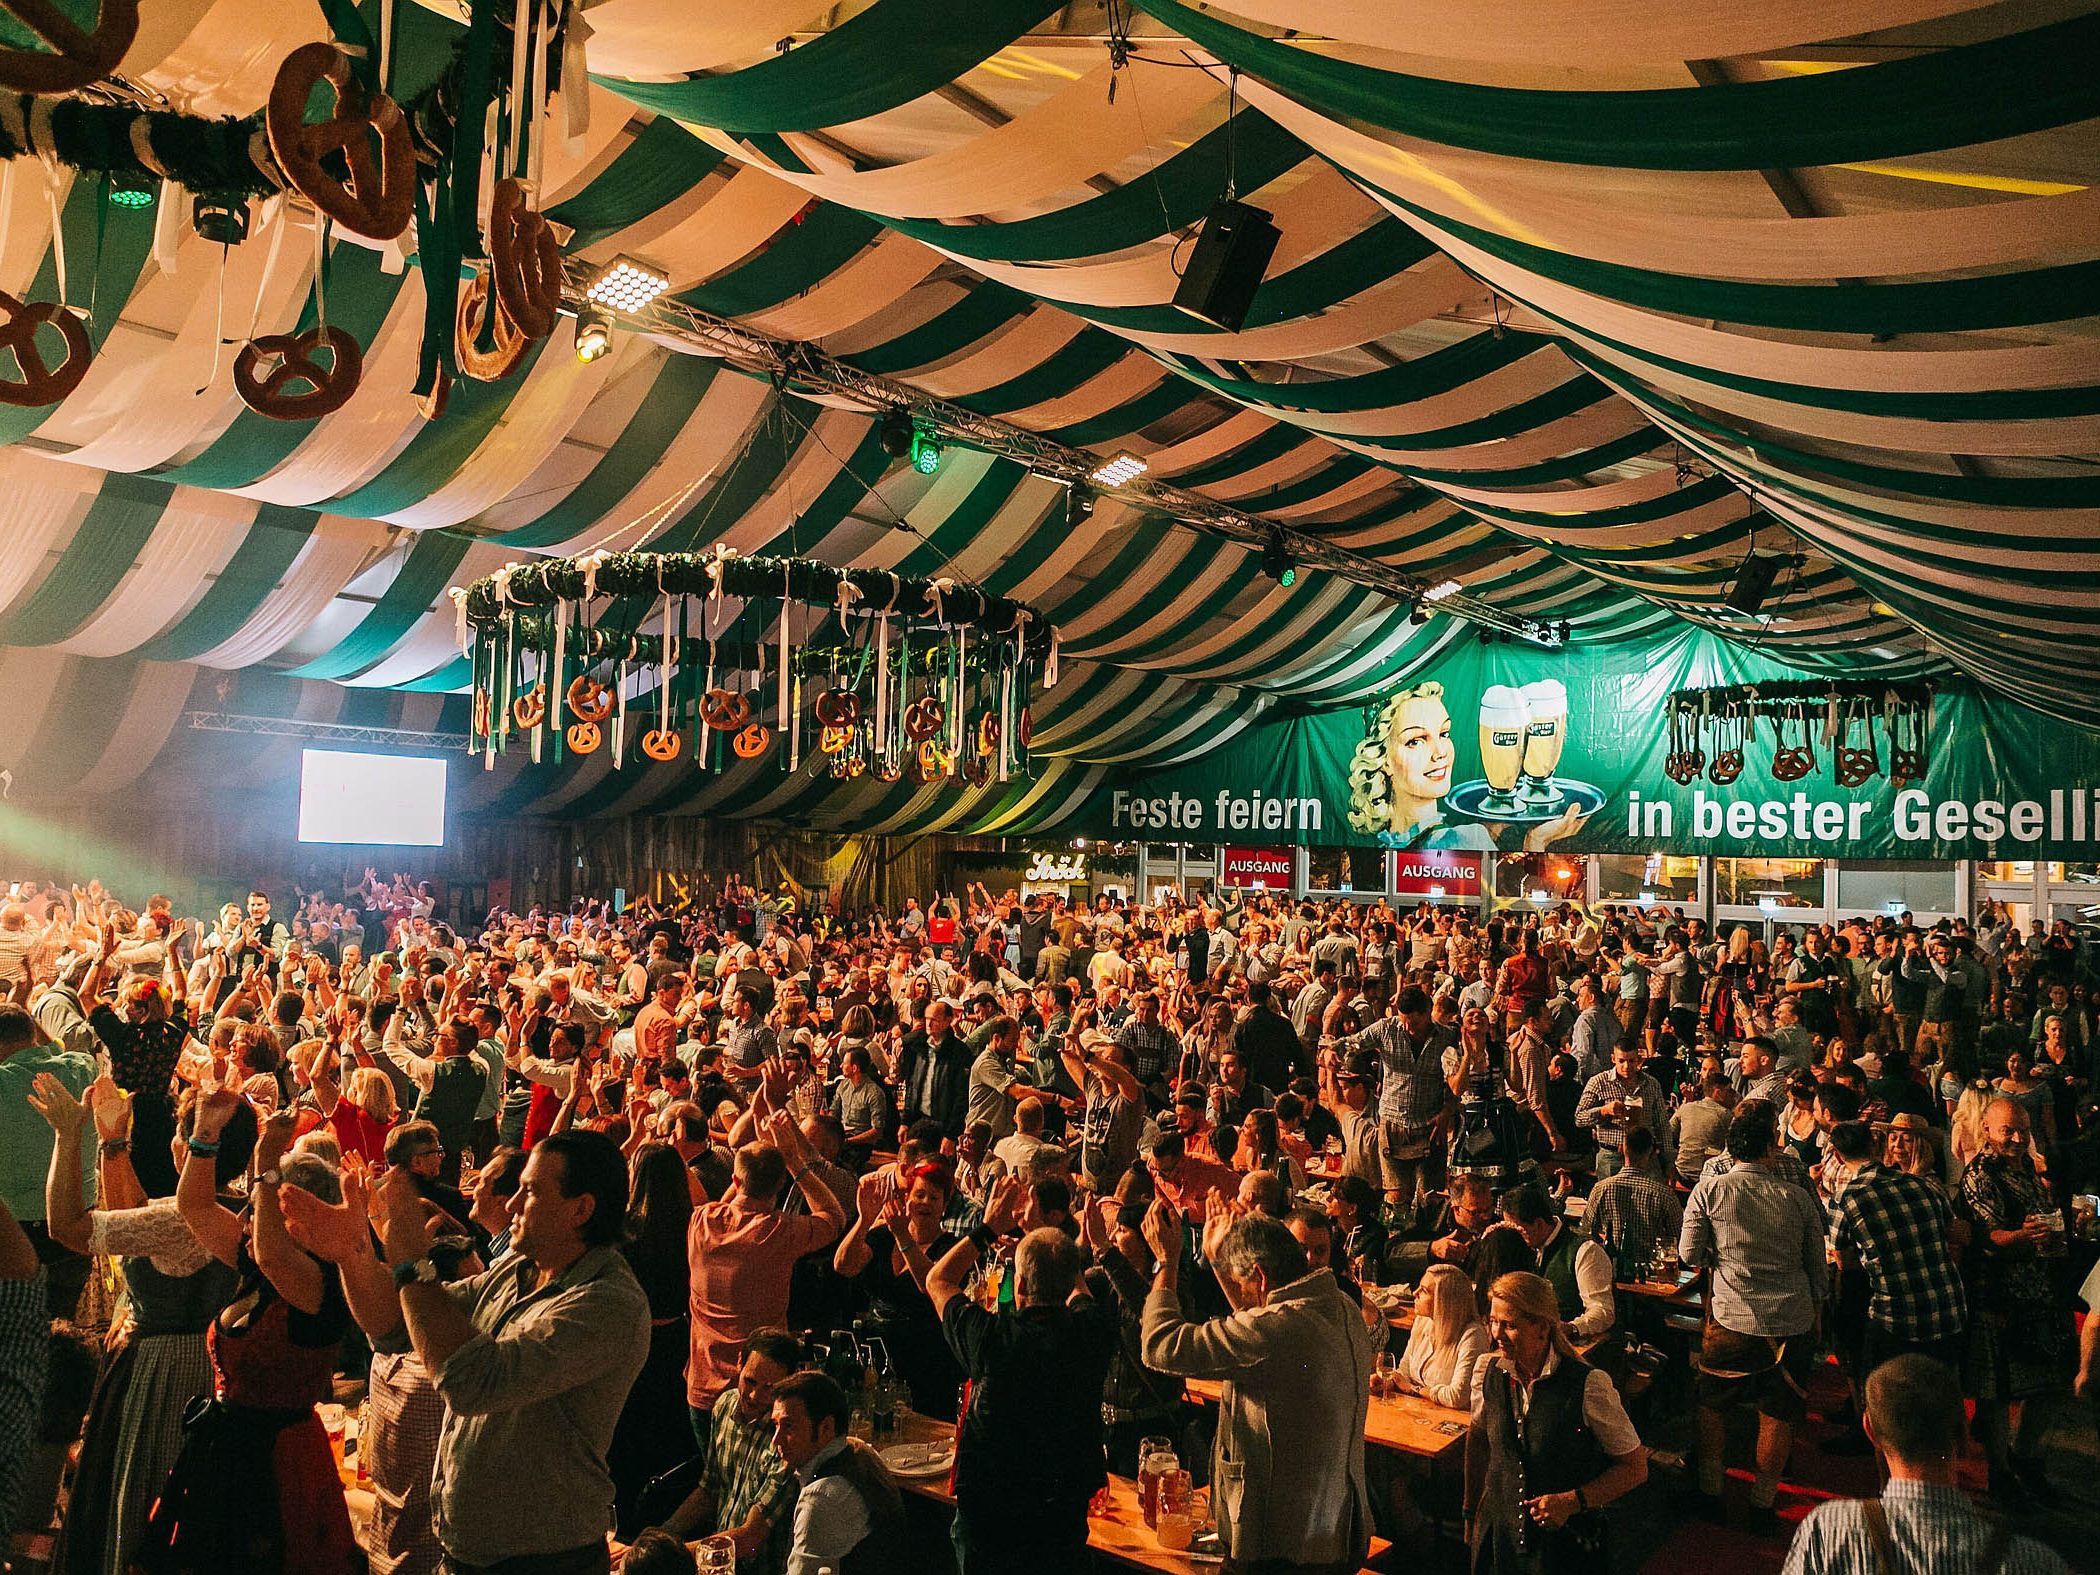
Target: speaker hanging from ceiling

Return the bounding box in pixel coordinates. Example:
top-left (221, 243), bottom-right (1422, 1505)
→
top-left (1171, 199), bottom-right (1280, 333)
top-left (1724, 553), bottom-right (1787, 614)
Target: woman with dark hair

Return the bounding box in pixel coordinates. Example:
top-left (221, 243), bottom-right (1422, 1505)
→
top-left (142, 1091), bottom-right (356, 1574)
top-left (835, 1161), bottom-right (964, 1418)
top-left (1781, 1071), bottom-right (1822, 1168)
top-left (29, 1079), bottom-right (252, 1575)
top-left (610, 1143), bottom-right (696, 1534)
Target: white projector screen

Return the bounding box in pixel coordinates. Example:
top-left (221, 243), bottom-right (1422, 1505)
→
top-left (297, 749), bottom-right (447, 846)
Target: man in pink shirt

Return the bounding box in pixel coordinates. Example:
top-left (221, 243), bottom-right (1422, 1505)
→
top-left (686, 1110), bottom-right (847, 1419)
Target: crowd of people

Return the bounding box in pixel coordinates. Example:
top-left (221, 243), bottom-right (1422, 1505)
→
top-left (0, 869), bottom-right (2094, 1575)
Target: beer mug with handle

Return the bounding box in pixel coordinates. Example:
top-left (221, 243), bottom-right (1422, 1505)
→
top-left (1519, 679), bottom-right (1567, 806)
top-left (1477, 685), bottom-right (1529, 815)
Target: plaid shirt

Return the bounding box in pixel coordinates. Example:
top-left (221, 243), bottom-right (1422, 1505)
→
top-left (1830, 1164), bottom-right (1967, 1341)
top-left (1585, 1165), bottom-right (1685, 1274)
top-left (704, 1383), bottom-right (795, 1574)
top-left (1339, 1016), bottom-right (1454, 1128)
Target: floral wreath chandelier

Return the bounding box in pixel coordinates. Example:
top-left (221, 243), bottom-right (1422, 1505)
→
top-left (451, 546), bottom-right (1060, 789)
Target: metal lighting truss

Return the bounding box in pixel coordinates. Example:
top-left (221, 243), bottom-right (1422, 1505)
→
top-left (187, 711), bottom-right (471, 749)
top-left (563, 260), bottom-right (1564, 647)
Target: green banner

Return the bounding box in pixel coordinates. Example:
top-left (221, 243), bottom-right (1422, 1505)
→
top-left (1088, 628), bottom-right (2100, 859)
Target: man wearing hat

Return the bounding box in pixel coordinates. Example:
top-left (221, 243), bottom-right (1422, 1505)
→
top-left (1831, 1117), bottom-right (1968, 1373)
top-left (1333, 1051), bottom-right (1383, 1194)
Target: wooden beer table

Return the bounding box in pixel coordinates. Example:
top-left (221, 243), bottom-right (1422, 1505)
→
top-left (887, 1410), bottom-right (1390, 1572)
top-left (1182, 1376), bottom-right (1467, 1461)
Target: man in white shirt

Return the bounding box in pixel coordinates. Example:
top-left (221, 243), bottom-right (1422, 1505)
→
top-left (1500, 1184), bottom-right (1616, 1347)
top-left (771, 1371), bottom-right (900, 1575)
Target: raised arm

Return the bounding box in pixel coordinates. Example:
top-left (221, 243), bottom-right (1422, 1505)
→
top-left (251, 1111), bottom-right (326, 1314)
top-left (28, 1073), bottom-right (96, 1254)
top-left (176, 1089), bottom-right (250, 1267)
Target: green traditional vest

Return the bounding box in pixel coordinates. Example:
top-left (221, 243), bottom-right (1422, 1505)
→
top-left (1539, 1221), bottom-right (1585, 1321)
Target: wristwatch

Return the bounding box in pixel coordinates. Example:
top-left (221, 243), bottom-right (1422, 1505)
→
top-left (392, 1256), bottom-right (441, 1288)
top-left (255, 1168), bottom-right (282, 1187)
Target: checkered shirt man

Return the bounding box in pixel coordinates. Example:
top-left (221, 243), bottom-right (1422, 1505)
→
top-left (1830, 1163), bottom-right (1966, 1343)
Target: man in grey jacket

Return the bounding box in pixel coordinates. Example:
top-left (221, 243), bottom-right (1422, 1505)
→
top-left (1139, 1199), bottom-right (1377, 1574)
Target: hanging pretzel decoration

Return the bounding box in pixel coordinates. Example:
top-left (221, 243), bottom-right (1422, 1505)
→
top-left (511, 686), bottom-right (546, 729)
top-left (1832, 695), bottom-right (1880, 788)
top-left (814, 689), bottom-right (861, 727)
top-left (903, 695), bottom-right (946, 742)
top-left (1771, 701), bottom-right (1815, 782)
top-left (975, 711), bottom-right (1000, 758)
top-left (565, 720), bottom-right (602, 755)
top-left (1889, 693), bottom-right (1929, 785)
top-left (456, 271), bottom-right (531, 382)
top-left (566, 675), bottom-right (614, 724)
top-left (818, 724), bottom-right (852, 756)
top-left (701, 689), bottom-right (752, 731)
top-left (488, 179), bottom-right (564, 340)
top-left (234, 325), bottom-right (363, 420)
top-left (1663, 701), bottom-right (1701, 785)
top-left (0, 291), bottom-right (90, 407)
top-left (1016, 706), bottom-right (1033, 751)
top-left (265, 42), bottom-right (415, 242)
top-left (731, 723), bottom-right (772, 759)
top-left (471, 688), bottom-right (493, 739)
top-left (1707, 695), bottom-right (1746, 785)
top-left (639, 728), bottom-right (682, 762)
top-left (0, 0), bottom-right (138, 92)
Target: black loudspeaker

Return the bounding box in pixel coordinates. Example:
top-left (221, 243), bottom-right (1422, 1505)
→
top-left (1172, 199), bottom-right (1281, 332)
top-left (1724, 553), bottom-right (1786, 613)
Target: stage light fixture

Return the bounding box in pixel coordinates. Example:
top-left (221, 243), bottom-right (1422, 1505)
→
top-left (192, 195), bottom-right (248, 244)
top-left (1260, 534), bottom-right (1296, 588)
top-left (584, 255), bottom-right (670, 313)
top-left (909, 426), bottom-right (942, 475)
top-left (108, 170), bottom-right (155, 210)
top-left (879, 409), bottom-right (915, 459)
top-left (575, 305), bottom-right (614, 362)
top-left (1065, 485), bottom-right (1095, 528)
top-left (1409, 600), bottom-right (1431, 625)
top-left (1088, 450), bottom-right (1147, 487)
top-left (1424, 578), bottom-right (1462, 603)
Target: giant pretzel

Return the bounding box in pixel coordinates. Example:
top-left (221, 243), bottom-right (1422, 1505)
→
top-left (0, 291), bottom-right (90, 408)
top-left (903, 695), bottom-right (946, 742)
top-left (732, 723), bottom-right (771, 759)
top-left (565, 720), bottom-right (602, 755)
top-left (566, 675), bottom-right (614, 724)
top-left (456, 271), bottom-right (530, 383)
top-left (266, 42), bottom-right (414, 242)
top-left (700, 690), bottom-right (752, 730)
top-left (640, 728), bottom-right (682, 762)
top-left (234, 325), bottom-right (362, 420)
top-left (0, 0), bottom-right (138, 93)
top-left (813, 689), bottom-right (860, 727)
top-left (488, 179), bottom-right (563, 340)
top-left (511, 686), bottom-right (546, 728)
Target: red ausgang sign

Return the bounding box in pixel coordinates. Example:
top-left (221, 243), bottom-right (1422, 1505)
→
top-left (1221, 847), bottom-right (1293, 889)
top-left (1393, 850), bottom-right (1483, 898)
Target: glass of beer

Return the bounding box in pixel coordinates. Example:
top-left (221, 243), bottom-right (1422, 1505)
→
top-left (1139, 1441), bottom-right (1178, 1528)
top-left (1519, 679), bottom-right (1567, 807)
top-left (1156, 1470), bottom-right (1195, 1549)
top-left (1478, 685), bottom-right (1528, 816)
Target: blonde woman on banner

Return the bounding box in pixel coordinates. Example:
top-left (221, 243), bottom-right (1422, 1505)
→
top-left (1346, 681), bottom-right (1587, 851)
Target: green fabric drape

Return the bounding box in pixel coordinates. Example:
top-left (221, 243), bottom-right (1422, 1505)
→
top-left (0, 185), bottom-right (155, 448)
top-left (159, 247), bottom-right (408, 490)
top-left (851, 284), bottom-right (1032, 375)
top-left (19, 653), bottom-right (147, 792)
top-left (1165, 331), bottom-right (1544, 413)
top-left (1363, 181), bottom-right (2100, 334)
top-left (288, 531), bottom-right (474, 680)
top-left (549, 117), bottom-right (724, 249)
top-left (134, 504), bottom-right (319, 662)
top-left (871, 114), bottom-right (1308, 263)
top-left (328, 340), bottom-right (550, 518)
top-left (678, 206), bottom-right (882, 318)
top-left (0, 473), bottom-right (167, 646)
top-left (1135, 0), bottom-right (2100, 171)
top-left (480, 353), bottom-right (721, 549)
top-left (595, 0), bottom-right (1063, 133)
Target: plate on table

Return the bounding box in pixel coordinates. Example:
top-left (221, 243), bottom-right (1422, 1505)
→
top-left (880, 1441), bottom-right (954, 1479)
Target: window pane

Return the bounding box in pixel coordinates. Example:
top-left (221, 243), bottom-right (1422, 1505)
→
top-left (1595, 854), bottom-right (1698, 905)
top-left (1306, 847), bottom-right (1369, 892)
top-left (1492, 852), bottom-right (1586, 910)
top-left (1978, 862), bottom-right (2038, 883)
top-left (1834, 861), bottom-right (1957, 916)
top-left (1715, 858), bottom-right (1824, 909)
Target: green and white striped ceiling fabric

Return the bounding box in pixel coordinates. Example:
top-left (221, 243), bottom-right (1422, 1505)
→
top-left (0, 0), bottom-right (2089, 824)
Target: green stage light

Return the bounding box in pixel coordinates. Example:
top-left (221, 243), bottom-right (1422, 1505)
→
top-left (108, 171), bottom-right (155, 210)
top-left (910, 427), bottom-right (942, 475)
